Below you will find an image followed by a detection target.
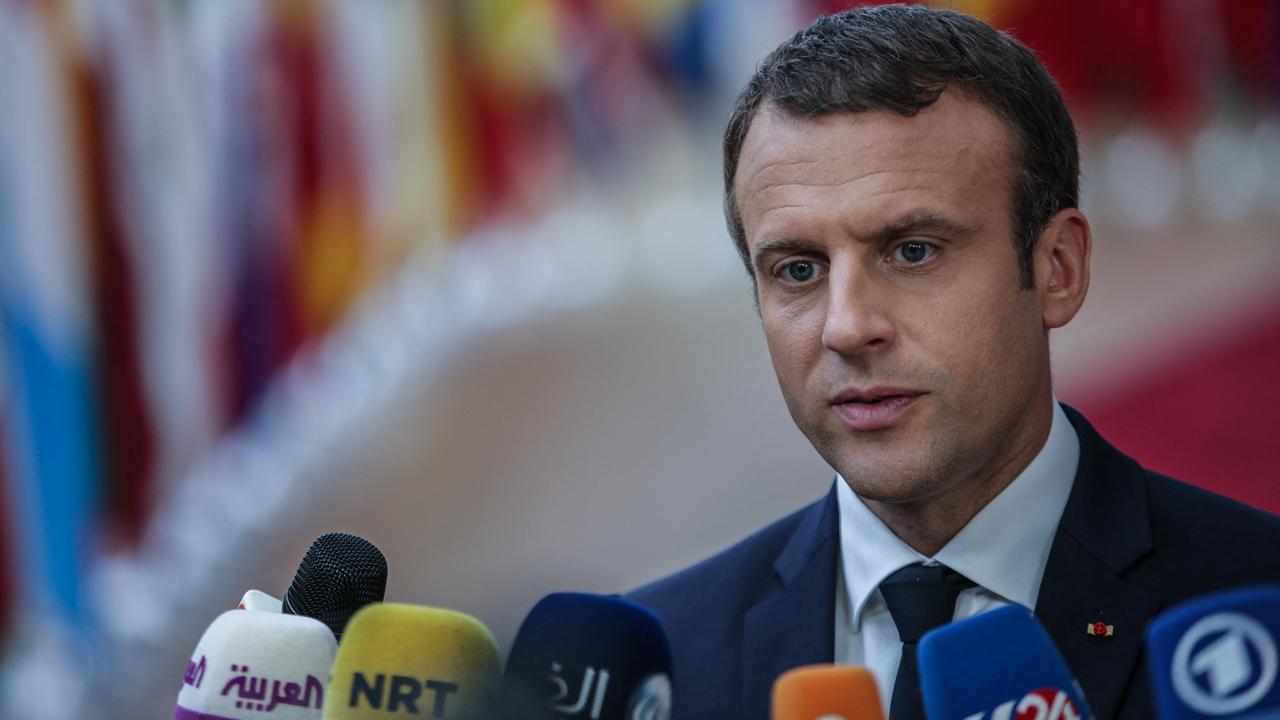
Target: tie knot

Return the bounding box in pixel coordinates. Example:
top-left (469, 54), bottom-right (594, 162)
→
top-left (879, 564), bottom-right (975, 643)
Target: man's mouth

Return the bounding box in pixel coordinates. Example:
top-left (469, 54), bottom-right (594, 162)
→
top-left (830, 387), bottom-right (923, 405)
top-left (830, 389), bottom-right (924, 430)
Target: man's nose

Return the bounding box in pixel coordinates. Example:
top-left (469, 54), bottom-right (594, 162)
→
top-left (821, 264), bottom-right (896, 356)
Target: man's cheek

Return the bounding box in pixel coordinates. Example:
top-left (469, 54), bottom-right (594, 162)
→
top-left (920, 301), bottom-right (995, 365)
top-left (767, 333), bottom-right (816, 384)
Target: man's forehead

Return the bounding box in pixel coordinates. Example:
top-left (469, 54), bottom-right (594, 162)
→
top-left (733, 92), bottom-right (1017, 244)
top-left (735, 92), bottom-right (1015, 198)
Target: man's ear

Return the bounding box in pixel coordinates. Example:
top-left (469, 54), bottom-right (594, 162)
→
top-left (1036, 208), bottom-right (1091, 330)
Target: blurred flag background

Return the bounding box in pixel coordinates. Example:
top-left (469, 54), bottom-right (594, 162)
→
top-left (0, 0), bottom-right (1276, 717)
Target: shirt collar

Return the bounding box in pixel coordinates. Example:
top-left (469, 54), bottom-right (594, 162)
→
top-left (837, 400), bottom-right (1080, 628)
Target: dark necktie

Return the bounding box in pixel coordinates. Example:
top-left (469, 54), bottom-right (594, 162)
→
top-left (880, 563), bottom-right (976, 720)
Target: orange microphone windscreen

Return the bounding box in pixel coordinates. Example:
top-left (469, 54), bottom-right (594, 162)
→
top-left (772, 665), bottom-right (885, 720)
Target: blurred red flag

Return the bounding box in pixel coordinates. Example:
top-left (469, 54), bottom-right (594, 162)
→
top-left (268, 0), bottom-right (368, 338)
top-left (71, 22), bottom-right (156, 548)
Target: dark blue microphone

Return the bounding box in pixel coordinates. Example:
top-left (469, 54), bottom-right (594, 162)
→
top-left (1146, 585), bottom-right (1280, 719)
top-left (501, 593), bottom-right (672, 720)
top-left (918, 604), bottom-right (1093, 720)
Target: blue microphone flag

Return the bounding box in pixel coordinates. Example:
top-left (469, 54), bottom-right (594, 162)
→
top-left (919, 604), bottom-right (1093, 720)
top-left (1146, 585), bottom-right (1280, 719)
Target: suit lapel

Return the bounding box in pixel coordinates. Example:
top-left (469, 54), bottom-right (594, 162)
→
top-left (741, 482), bottom-right (840, 719)
top-left (1036, 406), bottom-right (1162, 718)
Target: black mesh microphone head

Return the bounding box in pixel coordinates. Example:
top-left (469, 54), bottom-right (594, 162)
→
top-left (280, 532), bottom-right (387, 639)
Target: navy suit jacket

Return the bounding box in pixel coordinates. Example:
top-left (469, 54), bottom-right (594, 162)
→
top-left (629, 406), bottom-right (1280, 719)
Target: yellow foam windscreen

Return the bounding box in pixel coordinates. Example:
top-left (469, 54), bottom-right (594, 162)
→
top-left (323, 603), bottom-right (501, 719)
top-left (772, 665), bottom-right (885, 720)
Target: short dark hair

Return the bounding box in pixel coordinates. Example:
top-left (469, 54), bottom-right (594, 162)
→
top-left (723, 4), bottom-right (1079, 289)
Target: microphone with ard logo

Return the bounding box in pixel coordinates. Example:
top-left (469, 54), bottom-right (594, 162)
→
top-left (501, 593), bottom-right (673, 720)
top-left (918, 604), bottom-right (1093, 720)
top-left (772, 664), bottom-right (884, 720)
top-left (323, 602), bottom-right (501, 720)
top-left (1146, 585), bottom-right (1280, 719)
top-left (174, 609), bottom-right (337, 720)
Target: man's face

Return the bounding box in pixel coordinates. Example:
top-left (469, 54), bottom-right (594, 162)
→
top-left (734, 92), bottom-right (1054, 507)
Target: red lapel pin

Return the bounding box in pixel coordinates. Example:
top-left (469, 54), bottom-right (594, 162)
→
top-left (1086, 622), bottom-right (1114, 637)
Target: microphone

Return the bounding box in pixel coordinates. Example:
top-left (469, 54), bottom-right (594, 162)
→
top-left (918, 604), bottom-right (1093, 720)
top-left (1146, 585), bottom-right (1280, 719)
top-left (282, 532), bottom-right (388, 639)
top-left (772, 664), bottom-right (884, 719)
top-left (174, 609), bottom-right (337, 719)
top-left (501, 593), bottom-right (672, 720)
top-left (323, 602), bottom-right (502, 719)
top-left (239, 589), bottom-right (283, 612)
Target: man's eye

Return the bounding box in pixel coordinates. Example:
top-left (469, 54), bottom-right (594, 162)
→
top-left (780, 260), bottom-right (820, 284)
top-left (893, 241), bottom-right (937, 264)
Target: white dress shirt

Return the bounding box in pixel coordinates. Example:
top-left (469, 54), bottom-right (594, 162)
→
top-left (833, 400), bottom-right (1081, 706)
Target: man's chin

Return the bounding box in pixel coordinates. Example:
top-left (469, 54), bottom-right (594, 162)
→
top-left (833, 456), bottom-right (947, 506)
top-left (841, 477), bottom-right (939, 506)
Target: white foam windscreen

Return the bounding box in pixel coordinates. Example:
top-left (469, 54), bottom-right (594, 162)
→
top-left (238, 590), bottom-right (283, 613)
top-left (175, 610), bottom-right (338, 720)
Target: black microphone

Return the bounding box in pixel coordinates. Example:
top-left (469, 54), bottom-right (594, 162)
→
top-left (280, 532), bottom-right (387, 640)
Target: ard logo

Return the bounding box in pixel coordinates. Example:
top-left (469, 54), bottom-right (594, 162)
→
top-left (1171, 611), bottom-right (1278, 716)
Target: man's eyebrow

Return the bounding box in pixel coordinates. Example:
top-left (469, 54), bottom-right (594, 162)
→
top-left (749, 238), bottom-right (818, 273)
top-left (873, 211), bottom-right (979, 243)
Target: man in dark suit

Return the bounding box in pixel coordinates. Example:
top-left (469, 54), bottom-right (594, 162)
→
top-left (629, 5), bottom-right (1280, 719)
